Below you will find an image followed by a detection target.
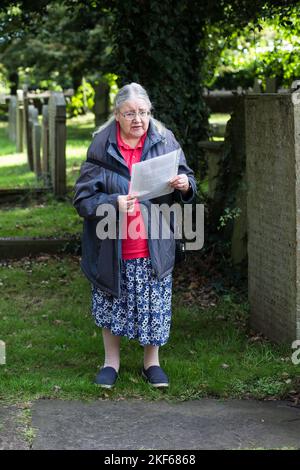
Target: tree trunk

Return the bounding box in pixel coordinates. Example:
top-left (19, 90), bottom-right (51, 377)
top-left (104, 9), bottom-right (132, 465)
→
top-left (9, 71), bottom-right (19, 95)
top-left (107, 0), bottom-right (210, 174)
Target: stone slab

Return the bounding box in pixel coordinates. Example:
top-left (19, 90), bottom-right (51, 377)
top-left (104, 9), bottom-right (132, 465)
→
top-left (30, 399), bottom-right (300, 450)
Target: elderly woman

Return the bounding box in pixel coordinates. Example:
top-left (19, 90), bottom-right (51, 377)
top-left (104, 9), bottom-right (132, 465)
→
top-left (73, 82), bottom-right (196, 389)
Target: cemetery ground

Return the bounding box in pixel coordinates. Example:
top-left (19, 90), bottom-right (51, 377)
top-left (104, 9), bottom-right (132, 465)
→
top-left (2, 254), bottom-right (300, 450)
top-left (0, 113), bottom-right (93, 189)
top-left (1, 252), bottom-right (300, 405)
top-left (0, 113), bottom-right (91, 238)
top-left (1, 112), bottom-right (300, 449)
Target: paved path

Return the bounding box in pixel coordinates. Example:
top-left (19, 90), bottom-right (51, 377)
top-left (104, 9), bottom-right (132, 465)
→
top-left (0, 404), bottom-right (29, 450)
top-left (0, 399), bottom-right (300, 450)
top-left (2, 398), bottom-right (300, 450)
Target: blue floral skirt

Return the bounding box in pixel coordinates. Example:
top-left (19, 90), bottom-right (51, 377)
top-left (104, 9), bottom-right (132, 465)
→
top-left (91, 257), bottom-right (173, 346)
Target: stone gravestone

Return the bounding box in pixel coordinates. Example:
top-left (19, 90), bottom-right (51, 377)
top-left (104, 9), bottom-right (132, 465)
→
top-left (245, 90), bottom-right (300, 343)
top-left (252, 78), bottom-right (262, 94)
top-left (29, 106), bottom-right (42, 178)
top-left (265, 77), bottom-right (277, 93)
top-left (202, 97), bottom-right (247, 266)
top-left (198, 141), bottom-right (224, 199)
top-left (16, 89), bottom-right (24, 152)
top-left (42, 104), bottom-right (50, 185)
top-left (48, 92), bottom-right (66, 196)
top-left (8, 95), bottom-right (17, 142)
top-left (23, 89), bottom-right (34, 171)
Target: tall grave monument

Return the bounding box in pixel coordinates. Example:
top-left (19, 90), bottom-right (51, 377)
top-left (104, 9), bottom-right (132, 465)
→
top-left (246, 90), bottom-right (300, 343)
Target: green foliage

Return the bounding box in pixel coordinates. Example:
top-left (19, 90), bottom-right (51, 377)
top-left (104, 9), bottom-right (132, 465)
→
top-left (203, 7), bottom-right (300, 90)
top-left (104, 72), bottom-right (119, 110)
top-left (104, 0), bottom-right (300, 173)
top-left (1, 0), bottom-right (300, 169)
top-left (66, 80), bottom-right (95, 118)
top-left (105, 0), bottom-right (210, 173)
top-left (0, 1), bottom-right (110, 92)
top-left (218, 207), bottom-right (242, 230)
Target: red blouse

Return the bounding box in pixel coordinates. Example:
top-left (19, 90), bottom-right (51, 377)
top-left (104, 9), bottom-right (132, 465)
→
top-left (117, 123), bottom-right (150, 260)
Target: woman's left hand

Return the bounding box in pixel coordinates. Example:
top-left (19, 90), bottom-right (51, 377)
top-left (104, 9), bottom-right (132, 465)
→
top-left (169, 174), bottom-right (189, 193)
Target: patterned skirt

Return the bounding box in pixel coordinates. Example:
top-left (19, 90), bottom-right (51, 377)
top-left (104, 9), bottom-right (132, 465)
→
top-left (91, 257), bottom-right (173, 346)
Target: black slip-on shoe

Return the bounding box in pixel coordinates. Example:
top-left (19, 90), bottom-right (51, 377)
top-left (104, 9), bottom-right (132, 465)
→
top-left (94, 366), bottom-right (118, 389)
top-left (142, 365), bottom-right (169, 388)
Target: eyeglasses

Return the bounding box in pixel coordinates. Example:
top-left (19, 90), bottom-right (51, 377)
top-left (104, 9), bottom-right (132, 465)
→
top-left (119, 111), bottom-right (151, 121)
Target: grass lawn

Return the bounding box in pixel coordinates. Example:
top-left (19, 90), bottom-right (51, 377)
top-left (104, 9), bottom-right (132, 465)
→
top-left (0, 114), bottom-right (95, 237)
top-left (0, 113), bottom-right (95, 189)
top-left (0, 255), bottom-right (299, 404)
top-left (0, 195), bottom-right (82, 238)
top-left (1, 110), bottom-right (299, 407)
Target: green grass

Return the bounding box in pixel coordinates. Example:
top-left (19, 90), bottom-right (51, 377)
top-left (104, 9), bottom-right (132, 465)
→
top-left (0, 195), bottom-right (81, 237)
top-left (0, 113), bottom-right (95, 237)
top-left (0, 123), bottom-right (18, 156)
top-left (0, 113), bottom-right (96, 189)
top-left (0, 256), bottom-right (299, 404)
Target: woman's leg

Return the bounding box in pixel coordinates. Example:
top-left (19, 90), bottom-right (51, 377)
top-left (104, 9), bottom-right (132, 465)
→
top-left (143, 344), bottom-right (160, 370)
top-left (102, 328), bottom-right (121, 372)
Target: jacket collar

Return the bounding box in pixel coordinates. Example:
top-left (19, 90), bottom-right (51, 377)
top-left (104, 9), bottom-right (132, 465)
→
top-left (141, 119), bottom-right (165, 160)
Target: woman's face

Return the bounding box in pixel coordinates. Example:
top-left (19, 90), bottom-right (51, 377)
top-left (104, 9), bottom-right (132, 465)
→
top-left (115, 98), bottom-right (151, 140)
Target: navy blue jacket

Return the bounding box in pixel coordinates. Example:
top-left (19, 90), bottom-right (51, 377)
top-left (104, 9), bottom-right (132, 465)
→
top-left (73, 119), bottom-right (196, 297)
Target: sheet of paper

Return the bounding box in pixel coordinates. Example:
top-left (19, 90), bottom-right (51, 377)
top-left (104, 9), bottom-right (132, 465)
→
top-left (129, 149), bottom-right (180, 201)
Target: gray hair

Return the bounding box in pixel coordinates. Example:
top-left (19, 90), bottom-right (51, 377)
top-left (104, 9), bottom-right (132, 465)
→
top-left (93, 82), bottom-right (166, 136)
top-left (113, 82), bottom-right (152, 112)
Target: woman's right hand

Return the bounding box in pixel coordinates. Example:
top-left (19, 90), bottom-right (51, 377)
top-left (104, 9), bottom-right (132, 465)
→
top-left (118, 195), bottom-right (137, 213)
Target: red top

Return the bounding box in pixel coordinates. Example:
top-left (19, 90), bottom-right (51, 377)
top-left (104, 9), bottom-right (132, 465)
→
top-left (117, 123), bottom-right (150, 260)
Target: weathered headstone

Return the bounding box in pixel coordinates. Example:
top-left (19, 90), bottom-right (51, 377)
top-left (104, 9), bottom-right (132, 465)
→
top-left (199, 141), bottom-right (224, 199)
top-left (245, 91), bottom-right (300, 343)
top-left (23, 89), bottom-right (34, 171)
top-left (265, 77), bottom-right (277, 93)
top-left (252, 78), bottom-right (262, 94)
top-left (203, 90), bottom-right (238, 114)
top-left (203, 97), bottom-right (247, 266)
top-left (42, 104), bottom-right (50, 185)
top-left (8, 96), bottom-right (17, 142)
top-left (29, 106), bottom-right (42, 178)
top-left (16, 90), bottom-right (24, 152)
top-left (48, 92), bottom-right (66, 196)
